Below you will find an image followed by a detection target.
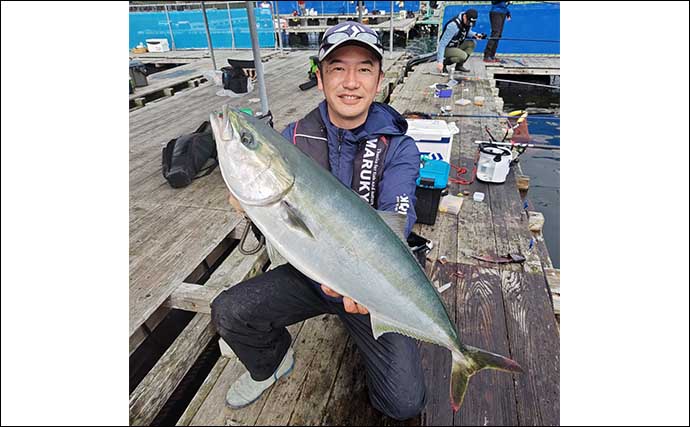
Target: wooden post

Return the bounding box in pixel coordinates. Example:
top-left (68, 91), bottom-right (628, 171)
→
top-left (134, 97), bottom-right (146, 107)
top-left (545, 268), bottom-right (560, 319)
top-left (528, 211), bottom-right (545, 233)
top-left (516, 174), bottom-right (530, 191)
top-left (163, 87), bottom-right (174, 97)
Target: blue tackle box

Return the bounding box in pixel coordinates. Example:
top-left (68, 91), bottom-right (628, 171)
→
top-left (415, 159), bottom-right (450, 225)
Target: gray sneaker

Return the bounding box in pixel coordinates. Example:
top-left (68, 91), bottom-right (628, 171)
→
top-left (226, 347), bottom-right (295, 408)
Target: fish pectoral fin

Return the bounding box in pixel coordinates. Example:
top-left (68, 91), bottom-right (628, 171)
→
top-left (376, 210), bottom-right (407, 242)
top-left (280, 200), bottom-right (315, 239)
top-left (370, 313), bottom-right (427, 341)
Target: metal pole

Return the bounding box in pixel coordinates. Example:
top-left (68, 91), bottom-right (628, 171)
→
top-left (201, 1), bottom-right (218, 70)
top-left (268, 3), bottom-right (277, 49)
top-left (389, 1), bottom-right (394, 59)
top-left (164, 5), bottom-right (177, 50)
top-left (246, 1), bottom-right (269, 114)
top-left (272, 1), bottom-right (283, 55)
top-left (358, 0), bottom-right (363, 22)
top-left (227, 2), bottom-right (236, 49)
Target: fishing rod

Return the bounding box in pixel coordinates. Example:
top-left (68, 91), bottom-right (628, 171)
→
top-left (474, 140), bottom-right (560, 151)
top-left (422, 72), bottom-right (560, 89)
top-left (494, 78), bottom-right (559, 89)
top-left (453, 74), bottom-right (560, 89)
top-left (485, 37), bottom-right (560, 43)
top-left (406, 112), bottom-right (560, 121)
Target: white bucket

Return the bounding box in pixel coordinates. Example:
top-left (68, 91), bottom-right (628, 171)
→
top-left (476, 144), bottom-right (512, 183)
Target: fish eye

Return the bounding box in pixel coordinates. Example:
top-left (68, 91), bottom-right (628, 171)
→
top-left (240, 131), bottom-right (256, 149)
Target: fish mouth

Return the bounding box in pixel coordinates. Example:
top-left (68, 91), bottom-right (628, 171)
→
top-left (214, 105), bottom-right (295, 207)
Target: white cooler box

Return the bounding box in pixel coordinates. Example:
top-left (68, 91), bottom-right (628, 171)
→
top-left (405, 119), bottom-right (453, 161)
top-left (146, 38), bottom-right (170, 52)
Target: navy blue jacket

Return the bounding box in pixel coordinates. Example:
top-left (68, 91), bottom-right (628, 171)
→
top-left (491, 1), bottom-right (511, 15)
top-left (282, 100), bottom-right (420, 237)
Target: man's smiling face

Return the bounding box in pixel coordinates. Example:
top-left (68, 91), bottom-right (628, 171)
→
top-left (316, 43), bottom-right (383, 129)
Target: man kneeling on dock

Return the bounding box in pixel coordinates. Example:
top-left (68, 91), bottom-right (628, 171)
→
top-left (436, 8), bottom-right (486, 73)
top-left (211, 22), bottom-right (426, 420)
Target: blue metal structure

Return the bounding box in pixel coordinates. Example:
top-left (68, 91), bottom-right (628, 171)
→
top-left (129, 6), bottom-right (275, 49)
top-left (441, 2), bottom-right (560, 54)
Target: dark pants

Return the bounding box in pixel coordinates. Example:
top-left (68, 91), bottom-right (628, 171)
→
top-left (210, 264), bottom-right (427, 421)
top-left (484, 11), bottom-right (507, 59)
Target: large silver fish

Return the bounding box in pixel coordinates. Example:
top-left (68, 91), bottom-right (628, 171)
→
top-left (209, 105), bottom-right (523, 411)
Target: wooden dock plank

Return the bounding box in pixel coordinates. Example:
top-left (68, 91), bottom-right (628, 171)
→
top-left (130, 313), bottom-right (217, 426)
top-left (129, 234), bottom-right (268, 426)
top-left (129, 206), bottom-right (242, 336)
top-left (415, 213), bottom-right (457, 427)
top-left (188, 322), bottom-right (304, 426)
top-left (488, 170), bottom-right (543, 272)
top-left (177, 356), bottom-right (230, 426)
top-left (260, 315), bottom-right (350, 426)
top-left (129, 50), bottom-right (278, 100)
top-left (544, 268), bottom-right (560, 318)
top-left (390, 56), bottom-right (558, 426)
top-left (501, 270), bottom-right (560, 426)
top-left (454, 265), bottom-right (519, 426)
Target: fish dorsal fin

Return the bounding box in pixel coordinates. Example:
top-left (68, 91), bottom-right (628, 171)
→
top-left (376, 210), bottom-right (407, 241)
top-left (370, 312), bottom-right (429, 342)
top-left (280, 200), bottom-right (315, 239)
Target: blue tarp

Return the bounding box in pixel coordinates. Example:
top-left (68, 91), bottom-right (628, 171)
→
top-left (130, 3), bottom-right (421, 49)
top-left (129, 7), bottom-right (275, 49)
top-left (442, 2), bottom-right (560, 54)
top-left (129, 2), bottom-right (559, 53)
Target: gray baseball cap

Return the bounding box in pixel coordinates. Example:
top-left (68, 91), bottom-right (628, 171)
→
top-left (318, 21), bottom-right (384, 62)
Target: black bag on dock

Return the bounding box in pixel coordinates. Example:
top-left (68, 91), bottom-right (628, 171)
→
top-left (162, 121), bottom-right (217, 188)
top-left (221, 58), bottom-right (256, 94)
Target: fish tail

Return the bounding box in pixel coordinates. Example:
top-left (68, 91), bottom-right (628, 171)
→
top-left (450, 346), bottom-right (523, 412)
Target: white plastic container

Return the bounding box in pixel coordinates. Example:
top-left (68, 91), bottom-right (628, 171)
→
top-left (146, 38), bottom-right (170, 52)
top-left (473, 192), bottom-right (485, 202)
top-left (405, 119), bottom-right (454, 161)
top-left (476, 144), bottom-right (512, 183)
